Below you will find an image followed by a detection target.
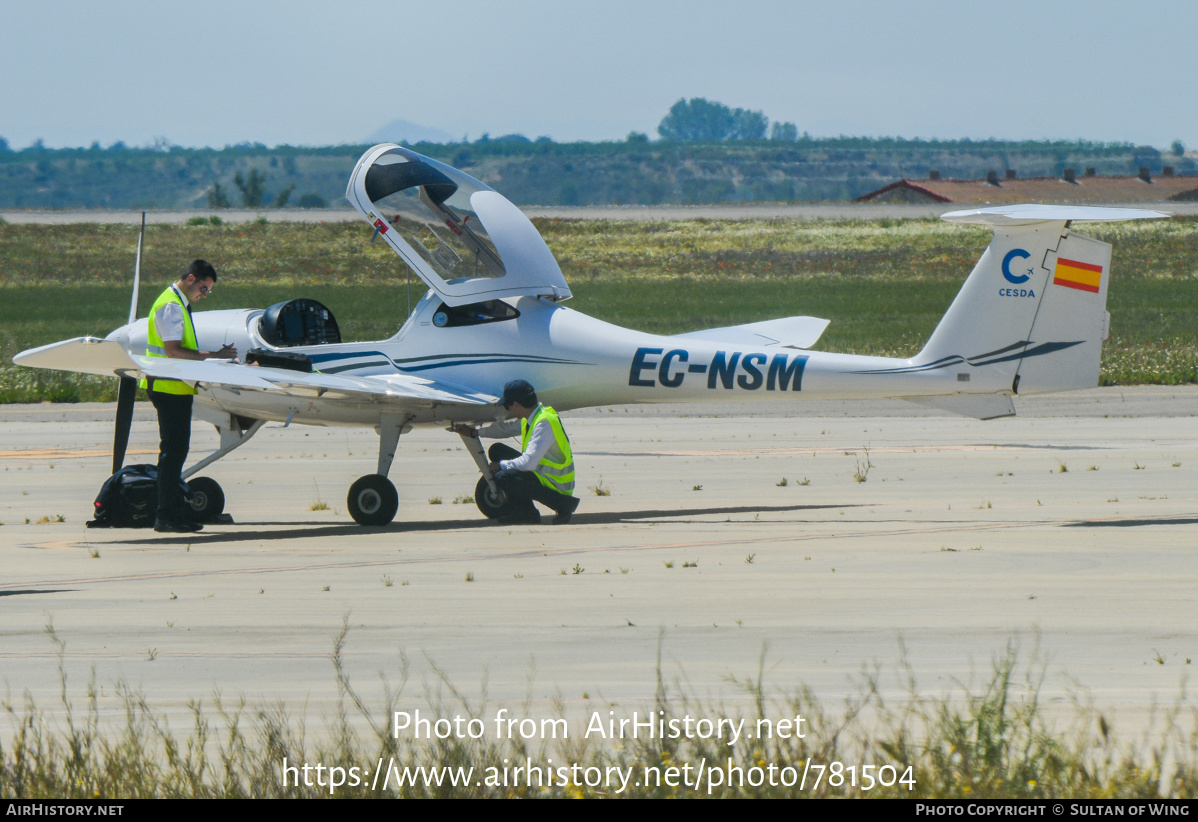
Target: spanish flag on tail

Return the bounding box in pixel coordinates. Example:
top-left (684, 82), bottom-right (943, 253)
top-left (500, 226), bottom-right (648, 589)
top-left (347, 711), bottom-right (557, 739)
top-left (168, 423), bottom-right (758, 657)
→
top-left (1052, 257), bottom-right (1103, 293)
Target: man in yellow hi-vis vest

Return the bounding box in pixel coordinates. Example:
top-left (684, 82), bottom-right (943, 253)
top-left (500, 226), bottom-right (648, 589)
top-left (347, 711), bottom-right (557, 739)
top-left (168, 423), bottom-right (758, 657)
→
top-left (143, 259), bottom-right (237, 533)
top-left (454, 380), bottom-right (579, 525)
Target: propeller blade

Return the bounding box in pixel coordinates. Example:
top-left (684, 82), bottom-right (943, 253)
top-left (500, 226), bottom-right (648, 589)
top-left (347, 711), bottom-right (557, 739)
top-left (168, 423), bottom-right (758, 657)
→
top-left (113, 376), bottom-right (137, 474)
top-left (129, 212), bottom-right (145, 325)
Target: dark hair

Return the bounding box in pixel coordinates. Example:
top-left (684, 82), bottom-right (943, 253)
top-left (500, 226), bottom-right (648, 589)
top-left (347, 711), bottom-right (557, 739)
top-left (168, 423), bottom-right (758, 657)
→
top-left (186, 259), bottom-right (217, 282)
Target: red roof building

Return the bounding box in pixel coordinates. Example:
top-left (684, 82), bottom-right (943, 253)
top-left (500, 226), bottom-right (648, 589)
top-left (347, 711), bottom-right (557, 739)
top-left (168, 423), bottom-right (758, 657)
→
top-left (856, 170), bottom-right (1198, 204)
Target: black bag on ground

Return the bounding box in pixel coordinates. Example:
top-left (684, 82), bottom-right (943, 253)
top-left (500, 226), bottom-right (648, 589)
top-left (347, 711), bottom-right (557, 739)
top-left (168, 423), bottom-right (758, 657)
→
top-left (87, 464), bottom-right (162, 528)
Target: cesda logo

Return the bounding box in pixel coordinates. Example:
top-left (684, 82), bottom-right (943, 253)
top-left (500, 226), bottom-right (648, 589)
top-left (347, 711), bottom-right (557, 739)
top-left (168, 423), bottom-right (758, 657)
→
top-left (1002, 248), bottom-right (1032, 284)
top-left (999, 248), bottom-right (1037, 298)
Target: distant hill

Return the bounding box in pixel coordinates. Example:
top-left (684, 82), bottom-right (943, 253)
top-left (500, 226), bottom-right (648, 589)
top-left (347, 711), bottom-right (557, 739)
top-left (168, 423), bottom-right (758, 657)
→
top-left (0, 137), bottom-right (1191, 210)
top-left (365, 119), bottom-right (453, 145)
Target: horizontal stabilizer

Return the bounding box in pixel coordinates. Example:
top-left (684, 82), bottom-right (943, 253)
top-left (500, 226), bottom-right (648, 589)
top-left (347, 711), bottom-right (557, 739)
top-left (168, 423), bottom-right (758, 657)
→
top-left (942, 204), bottom-right (1169, 226)
top-left (673, 316), bottom-right (829, 349)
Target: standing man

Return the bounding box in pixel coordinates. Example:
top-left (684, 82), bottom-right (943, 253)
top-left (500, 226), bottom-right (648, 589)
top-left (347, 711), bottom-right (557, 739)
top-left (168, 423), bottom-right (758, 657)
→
top-left (454, 380), bottom-right (579, 526)
top-left (141, 259), bottom-right (237, 533)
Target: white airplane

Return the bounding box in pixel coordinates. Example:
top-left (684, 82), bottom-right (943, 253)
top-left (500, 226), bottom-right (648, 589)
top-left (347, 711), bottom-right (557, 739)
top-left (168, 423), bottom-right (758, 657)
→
top-left (13, 144), bottom-right (1167, 526)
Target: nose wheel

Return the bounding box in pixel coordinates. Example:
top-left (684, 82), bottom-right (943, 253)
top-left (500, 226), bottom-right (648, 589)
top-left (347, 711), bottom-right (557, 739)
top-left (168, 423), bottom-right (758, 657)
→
top-left (348, 474), bottom-right (398, 526)
top-left (184, 476), bottom-right (225, 523)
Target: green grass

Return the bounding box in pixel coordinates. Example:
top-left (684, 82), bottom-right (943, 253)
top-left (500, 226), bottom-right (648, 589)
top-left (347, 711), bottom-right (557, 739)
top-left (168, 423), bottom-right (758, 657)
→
top-left (3, 628), bottom-right (1195, 798)
top-left (2, 218), bottom-right (1195, 401)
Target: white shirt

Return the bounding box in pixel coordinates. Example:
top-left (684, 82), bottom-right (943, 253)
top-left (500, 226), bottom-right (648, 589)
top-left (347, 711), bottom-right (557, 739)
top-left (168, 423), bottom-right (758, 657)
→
top-left (477, 405), bottom-right (560, 472)
top-left (152, 285), bottom-right (190, 344)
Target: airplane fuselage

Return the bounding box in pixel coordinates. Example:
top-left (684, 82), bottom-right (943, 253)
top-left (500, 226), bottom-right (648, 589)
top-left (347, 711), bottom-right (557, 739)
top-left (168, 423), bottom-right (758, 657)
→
top-left (107, 289), bottom-right (987, 431)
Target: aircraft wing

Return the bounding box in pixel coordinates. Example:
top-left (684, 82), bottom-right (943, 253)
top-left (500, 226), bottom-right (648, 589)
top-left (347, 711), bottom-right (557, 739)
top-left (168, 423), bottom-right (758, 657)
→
top-left (14, 337), bottom-right (497, 408)
top-left (15, 337), bottom-right (132, 375)
top-left (672, 316), bottom-right (830, 349)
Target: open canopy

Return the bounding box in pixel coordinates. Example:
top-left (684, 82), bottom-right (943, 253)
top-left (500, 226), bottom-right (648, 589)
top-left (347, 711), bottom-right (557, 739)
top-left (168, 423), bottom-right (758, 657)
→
top-left (346, 144), bottom-right (572, 306)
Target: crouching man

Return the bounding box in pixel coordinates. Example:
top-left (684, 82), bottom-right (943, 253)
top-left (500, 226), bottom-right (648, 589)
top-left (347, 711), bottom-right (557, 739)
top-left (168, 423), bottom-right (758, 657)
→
top-left (454, 380), bottom-right (579, 526)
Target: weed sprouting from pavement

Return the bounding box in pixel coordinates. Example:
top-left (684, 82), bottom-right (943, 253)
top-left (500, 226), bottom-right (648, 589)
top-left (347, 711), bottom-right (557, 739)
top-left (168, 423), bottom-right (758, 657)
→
top-left (311, 480), bottom-right (328, 510)
top-left (853, 446), bottom-right (873, 483)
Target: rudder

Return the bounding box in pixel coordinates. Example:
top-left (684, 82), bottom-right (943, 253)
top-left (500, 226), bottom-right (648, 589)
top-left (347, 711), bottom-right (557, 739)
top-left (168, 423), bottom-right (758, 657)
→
top-left (1015, 231), bottom-right (1111, 393)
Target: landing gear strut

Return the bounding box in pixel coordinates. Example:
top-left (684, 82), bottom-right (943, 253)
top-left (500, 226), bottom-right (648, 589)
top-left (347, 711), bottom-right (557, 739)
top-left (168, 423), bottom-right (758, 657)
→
top-left (459, 429), bottom-right (509, 519)
top-left (170, 412), bottom-right (264, 525)
top-left (347, 414), bottom-right (409, 526)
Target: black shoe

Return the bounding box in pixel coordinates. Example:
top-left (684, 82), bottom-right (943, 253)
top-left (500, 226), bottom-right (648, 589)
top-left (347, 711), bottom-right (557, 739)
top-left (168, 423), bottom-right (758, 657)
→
top-left (497, 510), bottom-right (541, 525)
top-left (552, 496), bottom-right (580, 525)
top-left (154, 517), bottom-right (202, 533)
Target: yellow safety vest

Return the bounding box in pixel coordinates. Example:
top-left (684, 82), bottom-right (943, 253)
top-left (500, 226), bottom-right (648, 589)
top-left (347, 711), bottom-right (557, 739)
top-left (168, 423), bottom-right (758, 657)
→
top-left (140, 285), bottom-right (198, 395)
top-left (520, 405), bottom-right (575, 495)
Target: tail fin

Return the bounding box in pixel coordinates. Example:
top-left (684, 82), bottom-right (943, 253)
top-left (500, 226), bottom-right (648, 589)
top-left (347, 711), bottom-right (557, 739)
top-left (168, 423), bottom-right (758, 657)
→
top-left (917, 205), bottom-right (1165, 396)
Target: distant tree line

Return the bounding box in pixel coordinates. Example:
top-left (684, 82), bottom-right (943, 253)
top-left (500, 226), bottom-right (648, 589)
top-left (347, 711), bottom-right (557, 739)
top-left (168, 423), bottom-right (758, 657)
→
top-left (0, 116), bottom-right (1188, 209)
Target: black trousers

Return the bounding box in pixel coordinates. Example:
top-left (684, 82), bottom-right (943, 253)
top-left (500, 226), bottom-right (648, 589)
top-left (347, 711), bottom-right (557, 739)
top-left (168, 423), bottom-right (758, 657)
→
top-left (488, 443), bottom-right (571, 515)
top-left (149, 390), bottom-right (193, 521)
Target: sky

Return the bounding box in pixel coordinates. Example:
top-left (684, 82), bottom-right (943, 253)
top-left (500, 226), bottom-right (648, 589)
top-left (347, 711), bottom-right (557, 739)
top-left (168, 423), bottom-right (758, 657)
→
top-left (2, 0), bottom-right (1195, 151)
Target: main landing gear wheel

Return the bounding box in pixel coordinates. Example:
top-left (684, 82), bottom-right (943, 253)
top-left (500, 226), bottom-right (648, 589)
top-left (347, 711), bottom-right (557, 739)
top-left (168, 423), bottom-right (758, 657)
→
top-left (184, 476), bottom-right (225, 523)
top-left (348, 474), bottom-right (398, 526)
top-left (474, 476), bottom-right (511, 520)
